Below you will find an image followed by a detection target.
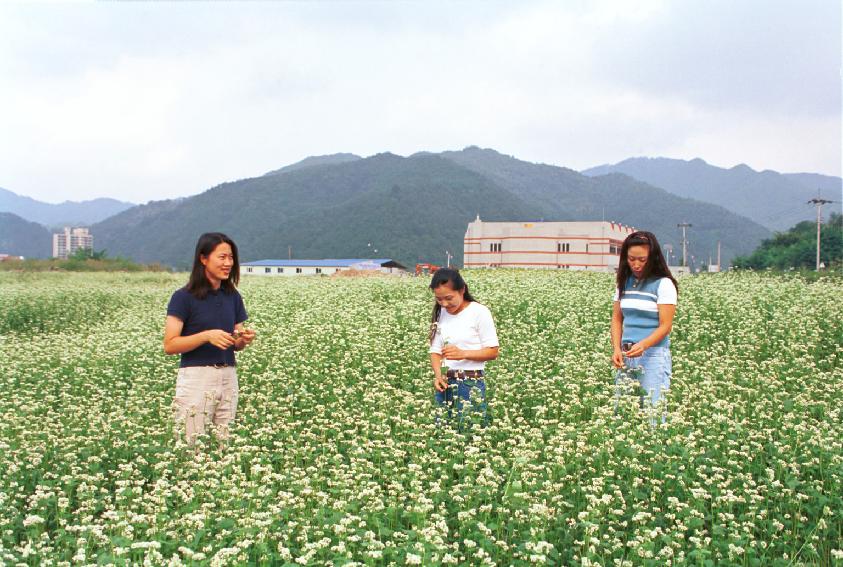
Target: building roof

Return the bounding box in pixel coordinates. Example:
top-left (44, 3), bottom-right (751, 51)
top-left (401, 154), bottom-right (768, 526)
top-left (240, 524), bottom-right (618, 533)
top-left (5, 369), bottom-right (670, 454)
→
top-left (242, 258), bottom-right (404, 268)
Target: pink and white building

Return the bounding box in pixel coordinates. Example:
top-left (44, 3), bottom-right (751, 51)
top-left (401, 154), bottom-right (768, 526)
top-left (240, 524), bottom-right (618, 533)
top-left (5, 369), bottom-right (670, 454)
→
top-left (463, 216), bottom-right (635, 272)
top-left (52, 227), bottom-right (93, 259)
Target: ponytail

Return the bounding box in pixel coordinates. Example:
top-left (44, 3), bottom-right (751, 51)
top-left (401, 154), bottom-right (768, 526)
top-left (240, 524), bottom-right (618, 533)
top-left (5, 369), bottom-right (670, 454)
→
top-left (429, 303), bottom-right (442, 344)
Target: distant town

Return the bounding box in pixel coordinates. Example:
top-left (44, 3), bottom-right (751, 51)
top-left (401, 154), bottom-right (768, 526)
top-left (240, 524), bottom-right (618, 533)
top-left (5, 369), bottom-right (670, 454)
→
top-left (237, 216), bottom-right (706, 277)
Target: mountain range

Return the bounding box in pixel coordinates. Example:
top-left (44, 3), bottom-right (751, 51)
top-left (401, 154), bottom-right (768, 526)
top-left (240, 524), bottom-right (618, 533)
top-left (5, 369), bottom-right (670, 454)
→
top-left (85, 147), bottom-right (770, 269)
top-left (5, 147), bottom-right (837, 269)
top-left (0, 187), bottom-right (134, 227)
top-left (582, 157), bottom-right (842, 231)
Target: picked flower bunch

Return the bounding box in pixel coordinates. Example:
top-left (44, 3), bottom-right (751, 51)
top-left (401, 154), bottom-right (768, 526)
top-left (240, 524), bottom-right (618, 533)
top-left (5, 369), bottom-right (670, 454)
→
top-left (616, 362), bottom-right (646, 398)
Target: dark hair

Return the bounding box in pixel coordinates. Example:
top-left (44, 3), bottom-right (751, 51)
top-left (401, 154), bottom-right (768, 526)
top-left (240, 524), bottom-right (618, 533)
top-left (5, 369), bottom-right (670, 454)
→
top-left (428, 268), bottom-right (476, 343)
top-left (616, 231), bottom-right (678, 298)
top-left (186, 232), bottom-right (240, 299)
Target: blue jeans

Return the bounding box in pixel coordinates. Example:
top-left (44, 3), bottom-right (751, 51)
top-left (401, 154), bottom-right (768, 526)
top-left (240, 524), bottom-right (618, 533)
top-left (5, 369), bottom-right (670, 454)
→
top-left (615, 346), bottom-right (671, 423)
top-left (435, 378), bottom-right (487, 429)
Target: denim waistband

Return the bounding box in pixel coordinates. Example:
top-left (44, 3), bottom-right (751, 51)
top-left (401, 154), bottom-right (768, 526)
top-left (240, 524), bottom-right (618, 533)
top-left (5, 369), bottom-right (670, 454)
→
top-left (634, 346), bottom-right (671, 358)
top-left (642, 346), bottom-right (669, 353)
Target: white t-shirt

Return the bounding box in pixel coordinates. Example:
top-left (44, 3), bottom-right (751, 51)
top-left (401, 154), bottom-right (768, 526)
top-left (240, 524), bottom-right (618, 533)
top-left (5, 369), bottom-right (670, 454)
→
top-left (429, 301), bottom-right (499, 371)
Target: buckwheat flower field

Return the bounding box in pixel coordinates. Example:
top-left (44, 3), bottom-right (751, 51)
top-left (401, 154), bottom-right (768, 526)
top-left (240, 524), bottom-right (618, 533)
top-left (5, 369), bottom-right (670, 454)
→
top-left (0, 270), bottom-right (841, 566)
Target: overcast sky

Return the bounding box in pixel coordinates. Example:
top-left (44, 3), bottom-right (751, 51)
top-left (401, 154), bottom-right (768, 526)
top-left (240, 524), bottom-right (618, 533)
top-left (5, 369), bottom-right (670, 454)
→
top-left (0, 0), bottom-right (840, 204)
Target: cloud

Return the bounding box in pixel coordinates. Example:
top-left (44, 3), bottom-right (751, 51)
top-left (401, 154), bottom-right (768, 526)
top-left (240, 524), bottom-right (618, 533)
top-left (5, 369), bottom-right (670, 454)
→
top-left (0, 0), bottom-right (838, 204)
top-left (586, 0), bottom-right (841, 116)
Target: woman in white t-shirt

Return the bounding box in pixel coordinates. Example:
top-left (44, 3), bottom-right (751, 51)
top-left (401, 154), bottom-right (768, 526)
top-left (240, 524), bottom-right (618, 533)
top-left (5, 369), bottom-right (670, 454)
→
top-left (428, 268), bottom-right (499, 427)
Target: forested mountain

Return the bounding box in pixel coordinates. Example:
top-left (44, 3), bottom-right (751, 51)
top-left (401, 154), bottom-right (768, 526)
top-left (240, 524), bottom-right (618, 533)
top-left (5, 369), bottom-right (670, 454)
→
top-left (92, 153), bottom-right (542, 269)
top-left (0, 212), bottom-right (52, 258)
top-left (264, 153), bottom-right (362, 176)
top-left (783, 172), bottom-right (842, 196)
top-left (91, 148), bottom-right (770, 269)
top-left (0, 187), bottom-right (134, 227)
top-left (581, 157), bottom-right (842, 231)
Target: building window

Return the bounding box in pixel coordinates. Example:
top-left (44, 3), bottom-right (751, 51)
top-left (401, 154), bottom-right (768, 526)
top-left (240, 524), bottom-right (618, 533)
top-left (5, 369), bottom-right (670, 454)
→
top-left (610, 244), bottom-right (620, 255)
top-left (296, 267), bottom-right (302, 274)
top-left (265, 267), bottom-right (271, 273)
top-left (277, 267), bottom-right (284, 273)
top-left (316, 268), bottom-right (322, 274)
top-left (489, 242), bottom-right (502, 252)
top-left (336, 268), bottom-right (340, 272)
top-left (557, 243), bottom-right (570, 253)
top-left (247, 267), bottom-right (252, 273)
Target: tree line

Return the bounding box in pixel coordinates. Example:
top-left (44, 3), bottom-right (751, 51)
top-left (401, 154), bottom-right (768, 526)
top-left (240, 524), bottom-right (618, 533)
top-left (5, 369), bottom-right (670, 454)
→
top-left (733, 213), bottom-right (842, 270)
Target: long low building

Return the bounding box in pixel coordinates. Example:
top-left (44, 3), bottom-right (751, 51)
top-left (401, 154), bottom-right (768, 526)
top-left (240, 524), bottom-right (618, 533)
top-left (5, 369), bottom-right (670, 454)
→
top-left (464, 217), bottom-right (635, 271)
top-left (242, 258), bottom-right (407, 276)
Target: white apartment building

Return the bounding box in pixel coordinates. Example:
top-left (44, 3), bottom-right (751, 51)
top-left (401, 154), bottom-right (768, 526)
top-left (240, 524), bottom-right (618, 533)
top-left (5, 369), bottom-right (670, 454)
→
top-left (464, 216), bottom-right (635, 272)
top-left (52, 227), bottom-right (93, 259)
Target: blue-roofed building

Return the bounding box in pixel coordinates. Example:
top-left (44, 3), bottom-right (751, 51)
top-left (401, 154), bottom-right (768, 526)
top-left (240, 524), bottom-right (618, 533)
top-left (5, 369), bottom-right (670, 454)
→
top-left (242, 258), bottom-right (407, 276)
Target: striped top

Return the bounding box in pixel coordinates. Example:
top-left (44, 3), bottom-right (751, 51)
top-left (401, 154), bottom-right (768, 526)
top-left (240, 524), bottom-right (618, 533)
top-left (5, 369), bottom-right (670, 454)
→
top-left (613, 276), bottom-right (677, 347)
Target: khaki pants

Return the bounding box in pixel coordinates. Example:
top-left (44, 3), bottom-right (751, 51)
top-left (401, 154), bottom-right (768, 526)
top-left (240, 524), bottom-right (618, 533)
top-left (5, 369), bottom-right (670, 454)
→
top-left (173, 366), bottom-right (238, 444)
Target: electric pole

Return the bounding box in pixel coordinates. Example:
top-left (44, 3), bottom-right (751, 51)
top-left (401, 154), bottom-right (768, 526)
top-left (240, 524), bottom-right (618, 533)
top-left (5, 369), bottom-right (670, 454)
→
top-left (717, 240), bottom-right (721, 270)
top-left (445, 250), bottom-right (453, 268)
top-left (808, 194), bottom-right (833, 270)
top-left (677, 223), bottom-right (692, 267)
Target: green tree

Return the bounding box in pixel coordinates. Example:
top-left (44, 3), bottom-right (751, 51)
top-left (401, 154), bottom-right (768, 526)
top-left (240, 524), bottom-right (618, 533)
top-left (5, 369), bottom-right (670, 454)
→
top-left (733, 213), bottom-right (842, 269)
top-left (69, 248), bottom-right (108, 260)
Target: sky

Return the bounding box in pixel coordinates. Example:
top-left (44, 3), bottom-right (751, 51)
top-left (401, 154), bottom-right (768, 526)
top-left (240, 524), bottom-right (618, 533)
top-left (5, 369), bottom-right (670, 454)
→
top-left (0, 0), bottom-right (840, 204)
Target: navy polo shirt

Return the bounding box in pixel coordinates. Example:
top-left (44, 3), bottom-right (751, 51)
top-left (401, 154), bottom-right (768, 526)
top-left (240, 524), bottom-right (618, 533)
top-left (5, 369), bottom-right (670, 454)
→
top-left (167, 287), bottom-right (248, 368)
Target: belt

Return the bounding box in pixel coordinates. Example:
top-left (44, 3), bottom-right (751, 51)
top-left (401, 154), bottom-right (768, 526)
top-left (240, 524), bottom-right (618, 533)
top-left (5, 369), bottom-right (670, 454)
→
top-left (210, 363), bottom-right (232, 369)
top-left (446, 369), bottom-right (484, 379)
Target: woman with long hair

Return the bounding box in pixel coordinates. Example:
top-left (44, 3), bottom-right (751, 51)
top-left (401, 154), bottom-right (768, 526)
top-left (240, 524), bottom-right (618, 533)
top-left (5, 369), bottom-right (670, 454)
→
top-left (611, 231), bottom-right (678, 421)
top-left (164, 232), bottom-right (256, 444)
top-left (428, 268), bottom-right (499, 428)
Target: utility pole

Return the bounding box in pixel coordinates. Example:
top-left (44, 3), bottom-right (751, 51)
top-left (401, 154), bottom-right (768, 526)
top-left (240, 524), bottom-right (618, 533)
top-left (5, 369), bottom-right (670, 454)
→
top-left (288, 245), bottom-right (292, 260)
top-left (445, 250), bottom-right (452, 268)
top-left (808, 194), bottom-right (833, 271)
top-left (677, 223), bottom-right (692, 267)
